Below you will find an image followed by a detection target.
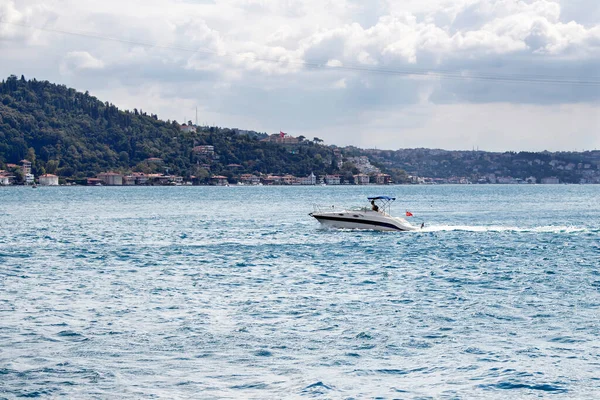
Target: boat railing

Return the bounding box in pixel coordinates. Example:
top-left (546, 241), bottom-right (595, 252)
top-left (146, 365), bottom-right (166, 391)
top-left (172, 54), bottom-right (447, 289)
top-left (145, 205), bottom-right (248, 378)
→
top-left (312, 204), bottom-right (338, 213)
top-left (313, 204), bottom-right (384, 214)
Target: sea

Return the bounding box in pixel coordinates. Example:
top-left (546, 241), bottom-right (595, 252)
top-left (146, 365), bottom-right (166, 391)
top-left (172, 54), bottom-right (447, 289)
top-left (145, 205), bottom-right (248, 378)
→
top-left (1, 185), bottom-right (599, 399)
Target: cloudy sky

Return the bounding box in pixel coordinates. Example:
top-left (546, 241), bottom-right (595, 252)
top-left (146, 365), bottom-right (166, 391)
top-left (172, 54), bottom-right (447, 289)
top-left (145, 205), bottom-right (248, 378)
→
top-left (1, 0), bottom-right (599, 151)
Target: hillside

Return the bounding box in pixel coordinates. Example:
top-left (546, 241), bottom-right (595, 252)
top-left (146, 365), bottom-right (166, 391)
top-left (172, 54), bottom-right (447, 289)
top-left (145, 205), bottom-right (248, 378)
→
top-left (356, 148), bottom-right (600, 184)
top-left (1, 75), bottom-right (599, 185)
top-left (0, 75), bottom-right (340, 181)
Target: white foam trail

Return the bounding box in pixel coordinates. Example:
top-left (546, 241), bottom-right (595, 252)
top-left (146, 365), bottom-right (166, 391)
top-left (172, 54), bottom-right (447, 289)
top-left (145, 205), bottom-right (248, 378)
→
top-left (421, 225), bottom-right (589, 233)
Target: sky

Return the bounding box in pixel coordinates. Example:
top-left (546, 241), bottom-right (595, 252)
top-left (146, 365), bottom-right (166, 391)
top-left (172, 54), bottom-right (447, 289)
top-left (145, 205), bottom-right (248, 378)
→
top-left (1, 0), bottom-right (599, 151)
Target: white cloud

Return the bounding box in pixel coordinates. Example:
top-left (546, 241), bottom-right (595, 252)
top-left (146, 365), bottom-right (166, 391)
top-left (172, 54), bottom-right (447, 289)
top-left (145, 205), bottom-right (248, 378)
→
top-left (0, 0), bottom-right (599, 150)
top-left (59, 51), bottom-right (105, 75)
top-left (0, 0), bottom-right (56, 44)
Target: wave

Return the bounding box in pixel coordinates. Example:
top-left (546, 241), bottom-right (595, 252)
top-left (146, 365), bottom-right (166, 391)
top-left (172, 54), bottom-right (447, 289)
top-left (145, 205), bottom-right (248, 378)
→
top-left (421, 225), bottom-right (591, 233)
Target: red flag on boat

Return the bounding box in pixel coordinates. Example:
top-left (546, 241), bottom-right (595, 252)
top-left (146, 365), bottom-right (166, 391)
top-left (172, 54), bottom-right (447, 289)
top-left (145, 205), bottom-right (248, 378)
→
top-left (406, 211), bottom-right (413, 217)
top-left (280, 130), bottom-right (286, 137)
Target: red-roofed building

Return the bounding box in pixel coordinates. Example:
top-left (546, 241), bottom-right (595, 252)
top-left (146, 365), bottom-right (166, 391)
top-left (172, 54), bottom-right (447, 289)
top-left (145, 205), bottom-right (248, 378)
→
top-left (353, 174), bottom-right (370, 185)
top-left (87, 178), bottom-right (103, 186)
top-left (261, 133), bottom-right (299, 144)
top-left (211, 175), bottom-right (229, 186)
top-left (375, 173), bottom-right (392, 185)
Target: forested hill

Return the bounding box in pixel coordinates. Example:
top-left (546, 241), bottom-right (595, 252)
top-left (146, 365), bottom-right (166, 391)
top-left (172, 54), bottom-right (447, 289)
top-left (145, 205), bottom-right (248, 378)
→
top-left (0, 75), bottom-right (340, 180)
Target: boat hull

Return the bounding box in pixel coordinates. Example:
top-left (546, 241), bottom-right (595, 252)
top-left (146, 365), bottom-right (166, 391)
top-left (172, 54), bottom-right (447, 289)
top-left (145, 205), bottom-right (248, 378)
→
top-left (310, 211), bottom-right (417, 232)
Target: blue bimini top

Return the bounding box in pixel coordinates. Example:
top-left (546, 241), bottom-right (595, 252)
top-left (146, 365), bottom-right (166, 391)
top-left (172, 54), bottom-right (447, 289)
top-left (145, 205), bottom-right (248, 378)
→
top-left (367, 196), bottom-right (396, 201)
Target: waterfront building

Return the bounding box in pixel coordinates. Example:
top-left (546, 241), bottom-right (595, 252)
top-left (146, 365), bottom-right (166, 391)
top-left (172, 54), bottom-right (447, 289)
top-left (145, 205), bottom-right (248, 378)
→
top-left (87, 178), bottom-right (103, 185)
top-left (39, 174), bottom-right (59, 186)
top-left (133, 173), bottom-right (149, 185)
top-left (353, 174), bottom-right (370, 185)
top-left (123, 175), bottom-right (136, 185)
top-left (297, 173), bottom-right (317, 185)
top-left (211, 175), bottom-right (229, 186)
top-left (375, 173), bottom-right (392, 185)
top-left (262, 175), bottom-right (282, 185)
top-left (98, 172), bottom-right (123, 186)
top-left (0, 172), bottom-right (13, 185)
top-left (240, 174), bottom-right (261, 185)
top-left (324, 175), bottom-right (341, 185)
top-left (282, 175), bottom-right (295, 185)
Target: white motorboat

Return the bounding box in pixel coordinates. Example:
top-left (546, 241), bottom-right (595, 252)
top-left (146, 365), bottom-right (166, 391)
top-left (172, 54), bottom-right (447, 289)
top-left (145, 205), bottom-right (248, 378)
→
top-left (309, 196), bottom-right (422, 232)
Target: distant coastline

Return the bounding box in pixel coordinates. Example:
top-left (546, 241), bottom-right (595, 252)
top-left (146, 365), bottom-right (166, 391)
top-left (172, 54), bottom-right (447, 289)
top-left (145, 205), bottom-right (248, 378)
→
top-left (2, 76), bottom-right (599, 187)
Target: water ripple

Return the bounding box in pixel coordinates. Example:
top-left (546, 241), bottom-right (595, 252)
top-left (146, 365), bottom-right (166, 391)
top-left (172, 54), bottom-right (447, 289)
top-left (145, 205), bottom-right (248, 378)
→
top-left (1, 185), bottom-right (599, 398)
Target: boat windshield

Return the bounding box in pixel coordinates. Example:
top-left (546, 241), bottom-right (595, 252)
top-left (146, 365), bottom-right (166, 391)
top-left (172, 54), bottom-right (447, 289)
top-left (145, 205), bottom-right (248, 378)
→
top-left (349, 206), bottom-right (369, 212)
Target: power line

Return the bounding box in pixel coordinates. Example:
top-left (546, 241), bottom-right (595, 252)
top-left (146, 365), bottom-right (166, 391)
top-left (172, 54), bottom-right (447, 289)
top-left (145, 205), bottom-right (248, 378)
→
top-left (3, 20), bottom-right (600, 86)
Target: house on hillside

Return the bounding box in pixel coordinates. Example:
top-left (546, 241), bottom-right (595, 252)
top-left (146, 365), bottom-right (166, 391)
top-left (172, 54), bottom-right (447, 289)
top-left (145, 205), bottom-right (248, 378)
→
top-left (180, 124), bottom-right (197, 133)
top-left (261, 133), bottom-right (299, 144)
top-left (193, 145), bottom-right (214, 155)
top-left (21, 160), bottom-right (32, 176)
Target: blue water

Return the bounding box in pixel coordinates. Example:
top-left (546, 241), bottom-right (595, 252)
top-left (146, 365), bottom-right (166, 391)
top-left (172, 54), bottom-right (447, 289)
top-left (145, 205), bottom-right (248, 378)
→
top-left (1, 185), bottom-right (599, 399)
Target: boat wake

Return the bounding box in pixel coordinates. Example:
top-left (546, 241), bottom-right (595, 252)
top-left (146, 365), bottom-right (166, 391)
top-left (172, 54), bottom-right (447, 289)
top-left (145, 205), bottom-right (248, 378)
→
top-left (421, 225), bottom-right (591, 233)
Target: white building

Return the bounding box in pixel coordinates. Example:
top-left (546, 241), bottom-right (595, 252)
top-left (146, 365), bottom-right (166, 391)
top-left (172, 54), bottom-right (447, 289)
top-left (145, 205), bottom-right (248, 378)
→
top-left (0, 175), bottom-right (11, 185)
top-left (240, 174), bottom-right (261, 185)
top-left (25, 173), bottom-right (35, 185)
top-left (98, 172), bottom-right (123, 186)
top-left (297, 173), bottom-right (317, 185)
top-left (180, 124), bottom-right (197, 133)
top-left (193, 145), bottom-right (214, 155)
top-left (324, 175), bottom-right (341, 185)
top-left (39, 174), bottom-right (59, 186)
